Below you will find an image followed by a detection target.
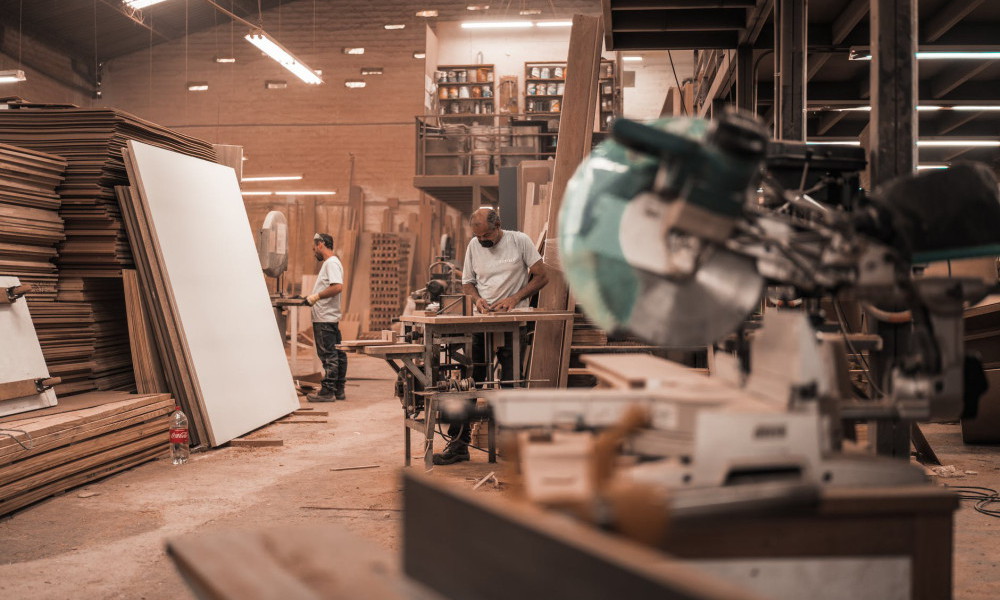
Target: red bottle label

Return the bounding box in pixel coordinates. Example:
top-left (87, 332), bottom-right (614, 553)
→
top-left (170, 428), bottom-right (189, 444)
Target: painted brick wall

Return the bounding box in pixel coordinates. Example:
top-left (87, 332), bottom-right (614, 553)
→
top-left (99, 2), bottom-right (428, 205)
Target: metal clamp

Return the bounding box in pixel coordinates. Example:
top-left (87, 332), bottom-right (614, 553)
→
top-left (1, 285), bottom-right (32, 305)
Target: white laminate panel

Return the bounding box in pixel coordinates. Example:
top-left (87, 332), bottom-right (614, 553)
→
top-left (0, 275), bottom-right (57, 417)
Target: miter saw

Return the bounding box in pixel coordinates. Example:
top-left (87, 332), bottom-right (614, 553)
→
top-left (410, 234), bottom-right (463, 312)
top-left (558, 109), bottom-right (1000, 424)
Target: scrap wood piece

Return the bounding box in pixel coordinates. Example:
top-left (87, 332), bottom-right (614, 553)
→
top-left (329, 464), bottom-right (379, 472)
top-left (274, 419), bottom-right (328, 425)
top-left (300, 505), bottom-right (401, 512)
top-left (230, 438), bottom-right (284, 448)
top-left (292, 409), bottom-right (328, 417)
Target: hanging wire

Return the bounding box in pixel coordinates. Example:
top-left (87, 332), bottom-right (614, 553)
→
top-left (93, 0), bottom-right (98, 105)
top-left (17, 0), bottom-right (23, 70)
top-left (667, 50), bottom-right (687, 116)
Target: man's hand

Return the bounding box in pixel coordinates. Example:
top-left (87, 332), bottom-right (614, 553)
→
top-left (306, 294), bottom-right (321, 306)
top-left (490, 297), bottom-right (519, 312)
top-left (474, 297), bottom-right (491, 313)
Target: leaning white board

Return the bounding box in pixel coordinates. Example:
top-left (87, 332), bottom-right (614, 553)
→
top-left (125, 141), bottom-right (298, 445)
top-left (0, 275), bottom-right (58, 417)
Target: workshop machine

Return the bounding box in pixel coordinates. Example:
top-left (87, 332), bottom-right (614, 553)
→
top-left (409, 234), bottom-right (463, 313)
top-left (436, 110), bottom-right (1000, 538)
top-left (256, 210), bottom-right (306, 335)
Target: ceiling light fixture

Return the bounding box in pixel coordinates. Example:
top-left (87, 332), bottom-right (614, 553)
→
top-left (820, 105), bottom-right (1000, 112)
top-left (123, 0), bottom-right (171, 8)
top-left (343, 47), bottom-right (365, 55)
top-left (413, 51), bottom-right (426, 59)
top-left (807, 140), bottom-right (1000, 147)
top-left (241, 191), bottom-right (274, 196)
top-left (416, 10), bottom-right (438, 17)
top-left (0, 69), bottom-right (26, 84)
top-left (214, 56), bottom-right (236, 63)
top-left (246, 31), bottom-right (323, 84)
top-left (467, 5), bottom-right (491, 10)
top-left (276, 191), bottom-right (337, 196)
top-left (264, 80), bottom-right (288, 89)
top-left (622, 56), bottom-right (643, 62)
top-left (917, 164), bottom-right (950, 170)
top-left (519, 8), bottom-right (542, 15)
top-left (384, 24), bottom-right (406, 30)
top-left (345, 80), bottom-right (366, 88)
top-left (461, 21), bottom-right (533, 29)
top-left (361, 67), bottom-right (384, 76)
top-left (850, 48), bottom-right (1000, 61)
top-left (536, 21), bottom-right (572, 27)
top-left (241, 175), bottom-right (304, 182)
top-left (186, 82), bottom-right (209, 91)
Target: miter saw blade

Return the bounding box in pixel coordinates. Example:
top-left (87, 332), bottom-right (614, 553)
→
top-left (558, 120), bottom-right (763, 348)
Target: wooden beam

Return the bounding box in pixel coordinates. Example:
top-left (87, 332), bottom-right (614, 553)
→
top-left (930, 61), bottom-right (992, 99)
top-left (923, 0), bottom-right (985, 43)
top-left (611, 31), bottom-right (738, 49)
top-left (697, 52), bottom-right (732, 117)
top-left (831, 0), bottom-right (869, 45)
top-left (739, 0), bottom-right (774, 46)
top-left (806, 53), bottom-right (832, 81)
top-left (612, 9), bottom-right (747, 31)
top-left (529, 14), bottom-right (603, 390)
top-left (611, 0), bottom-right (755, 7)
top-left (935, 110), bottom-right (983, 135)
top-left (777, 0), bottom-right (807, 140)
top-left (816, 110), bottom-right (850, 135)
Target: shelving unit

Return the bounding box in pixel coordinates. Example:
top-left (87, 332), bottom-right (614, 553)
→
top-left (434, 64), bottom-right (496, 119)
top-left (523, 59), bottom-right (620, 132)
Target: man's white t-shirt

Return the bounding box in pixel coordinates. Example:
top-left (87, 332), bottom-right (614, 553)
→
top-left (311, 255), bottom-right (344, 323)
top-left (462, 230), bottom-right (542, 308)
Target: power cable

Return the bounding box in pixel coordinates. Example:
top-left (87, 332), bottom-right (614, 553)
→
top-left (667, 50), bottom-right (687, 116)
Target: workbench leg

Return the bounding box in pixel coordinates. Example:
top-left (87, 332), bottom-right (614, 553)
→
top-left (488, 417), bottom-right (497, 463)
top-left (290, 305), bottom-right (299, 369)
top-left (512, 326), bottom-right (521, 386)
top-left (424, 397), bottom-right (437, 471)
top-left (404, 417), bottom-right (412, 467)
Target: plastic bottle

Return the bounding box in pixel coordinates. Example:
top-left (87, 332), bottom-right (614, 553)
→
top-left (169, 406), bottom-right (190, 465)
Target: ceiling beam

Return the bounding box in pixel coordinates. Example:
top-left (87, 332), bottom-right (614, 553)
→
top-left (930, 61), bottom-right (993, 99)
top-left (807, 53), bottom-right (832, 81)
top-left (923, 0), bottom-right (985, 43)
top-left (739, 0), bottom-right (774, 46)
top-left (610, 0), bottom-right (756, 9)
top-left (816, 109), bottom-right (850, 135)
top-left (610, 30), bottom-right (739, 49)
top-left (612, 8), bottom-right (747, 31)
top-left (831, 0), bottom-right (869, 45)
top-left (934, 111), bottom-right (984, 135)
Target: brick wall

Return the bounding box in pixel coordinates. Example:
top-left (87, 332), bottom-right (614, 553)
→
top-left (99, 2), bottom-right (428, 205)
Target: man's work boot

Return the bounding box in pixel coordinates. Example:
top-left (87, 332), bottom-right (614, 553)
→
top-left (432, 441), bottom-right (470, 465)
top-left (307, 388), bottom-right (337, 402)
top-left (334, 388), bottom-right (346, 401)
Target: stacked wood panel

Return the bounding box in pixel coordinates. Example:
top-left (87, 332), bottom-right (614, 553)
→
top-left (0, 392), bottom-right (173, 517)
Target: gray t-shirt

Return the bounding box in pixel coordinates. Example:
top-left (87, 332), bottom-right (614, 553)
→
top-left (311, 255), bottom-right (344, 323)
top-left (462, 230), bottom-right (542, 308)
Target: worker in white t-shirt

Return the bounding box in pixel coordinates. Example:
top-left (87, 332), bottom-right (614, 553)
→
top-left (433, 208), bottom-right (549, 465)
top-left (305, 233), bottom-right (347, 402)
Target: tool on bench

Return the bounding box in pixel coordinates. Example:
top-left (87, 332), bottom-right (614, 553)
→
top-left (1, 284), bottom-right (32, 305)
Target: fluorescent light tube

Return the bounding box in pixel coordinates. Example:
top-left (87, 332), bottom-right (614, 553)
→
top-left (917, 164), bottom-right (950, 170)
top-left (345, 80), bottom-right (366, 88)
top-left (622, 56), bottom-right (643, 62)
top-left (0, 69), bottom-right (26, 84)
top-left (242, 175), bottom-right (303, 182)
top-left (461, 21), bottom-right (534, 29)
top-left (416, 10), bottom-right (438, 17)
top-left (467, 4), bottom-right (491, 10)
top-left (413, 51), bottom-right (426, 59)
top-left (850, 48), bottom-right (1000, 61)
top-left (264, 80), bottom-right (288, 89)
top-left (241, 191), bottom-right (274, 196)
top-left (187, 82), bottom-right (209, 91)
top-left (343, 47), bottom-right (365, 55)
top-left (807, 140), bottom-right (1000, 147)
top-left (276, 191), bottom-right (337, 196)
top-left (215, 56), bottom-right (236, 63)
top-left (519, 9), bottom-right (541, 15)
top-left (361, 67), bottom-right (384, 76)
top-left (384, 24), bottom-right (406, 30)
top-left (536, 21), bottom-right (572, 27)
top-left (123, 0), bottom-right (171, 8)
top-left (246, 32), bottom-right (323, 85)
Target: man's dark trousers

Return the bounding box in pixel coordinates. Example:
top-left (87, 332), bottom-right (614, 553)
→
top-left (448, 331), bottom-right (515, 446)
top-left (313, 322), bottom-right (347, 394)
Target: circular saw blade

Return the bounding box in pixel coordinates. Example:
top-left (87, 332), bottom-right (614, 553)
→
top-left (626, 248), bottom-right (763, 348)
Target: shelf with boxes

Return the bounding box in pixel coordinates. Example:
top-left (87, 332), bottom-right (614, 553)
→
top-left (523, 59), bottom-right (619, 131)
top-left (434, 64), bottom-right (496, 117)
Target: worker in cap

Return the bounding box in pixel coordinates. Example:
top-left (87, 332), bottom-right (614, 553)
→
top-left (306, 233), bottom-right (348, 401)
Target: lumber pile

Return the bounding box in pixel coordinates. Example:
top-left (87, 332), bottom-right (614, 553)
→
top-left (0, 143), bottom-right (67, 300)
top-left (0, 107), bottom-right (217, 397)
top-left (0, 108), bottom-right (216, 275)
top-left (0, 391), bottom-right (173, 517)
top-left (369, 233), bottom-right (402, 331)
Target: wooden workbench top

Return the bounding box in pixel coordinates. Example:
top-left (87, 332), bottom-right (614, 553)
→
top-left (400, 310), bottom-right (574, 324)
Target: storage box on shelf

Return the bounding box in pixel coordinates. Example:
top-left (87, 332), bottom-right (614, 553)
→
top-left (433, 65), bottom-right (496, 118)
top-left (524, 60), bottom-right (619, 133)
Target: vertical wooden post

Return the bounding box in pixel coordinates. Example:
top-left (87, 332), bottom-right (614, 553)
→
top-left (527, 14), bottom-right (604, 389)
top-left (777, 0), bottom-right (807, 140)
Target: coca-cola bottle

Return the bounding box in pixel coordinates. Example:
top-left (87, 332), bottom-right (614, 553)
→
top-left (169, 406), bottom-right (190, 465)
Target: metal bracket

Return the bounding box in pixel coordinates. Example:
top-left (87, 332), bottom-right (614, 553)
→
top-left (0, 377), bottom-right (61, 403)
top-left (0, 285), bottom-right (32, 305)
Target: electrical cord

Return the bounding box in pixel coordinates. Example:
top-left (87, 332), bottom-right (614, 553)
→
top-left (434, 422), bottom-right (498, 457)
top-left (944, 485), bottom-right (1000, 518)
top-left (667, 50), bottom-right (687, 116)
top-left (0, 428), bottom-right (33, 451)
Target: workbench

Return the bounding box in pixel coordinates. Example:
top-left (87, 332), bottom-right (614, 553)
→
top-left (352, 310), bottom-right (574, 468)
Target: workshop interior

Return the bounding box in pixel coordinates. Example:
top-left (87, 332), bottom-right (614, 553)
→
top-left (1, 1), bottom-right (1000, 598)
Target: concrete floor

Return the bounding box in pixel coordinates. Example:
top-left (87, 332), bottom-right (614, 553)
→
top-left (0, 355), bottom-right (998, 599)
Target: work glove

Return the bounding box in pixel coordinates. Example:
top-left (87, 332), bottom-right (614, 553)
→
top-left (306, 294), bottom-right (321, 306)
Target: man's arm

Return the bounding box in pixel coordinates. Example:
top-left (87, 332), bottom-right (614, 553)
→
top-left (489, 260), bottom-right (549, 312)
top-left (307, 283), bottom-right (342, 306)
top-left (463, 282), bottom-right (491, 313)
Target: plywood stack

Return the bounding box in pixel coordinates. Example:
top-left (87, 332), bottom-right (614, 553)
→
top-left (369, 233), bottom-right (402, 331)
top-left (0, 392), bottom-right (173, 517)
top-left (0, 108), bottom-right (216, 275)
top-left (29, 301), bottom-right (96, 395)
top-left (58, 277), bottom-right (132, 391)
top-left (0, 144), bottom-right (67, 301)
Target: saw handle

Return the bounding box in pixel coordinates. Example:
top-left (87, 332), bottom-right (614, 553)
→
top-left (611, 118), bottom-right (700, 159)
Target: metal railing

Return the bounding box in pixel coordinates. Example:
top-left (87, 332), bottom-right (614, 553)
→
top-left (415, 114), bottom-right (561, 176)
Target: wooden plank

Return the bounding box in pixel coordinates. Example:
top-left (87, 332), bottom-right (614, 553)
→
top-left (230, 438), bottom-right (284, 448)
top-left (528, 14), bottom-right (604, 391)
top-left (122, 269), bottom-right (168, 394)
